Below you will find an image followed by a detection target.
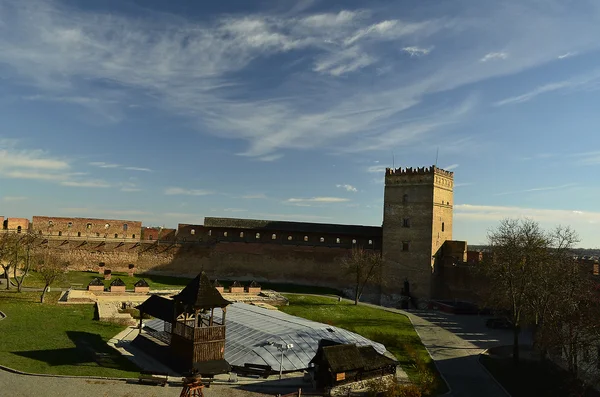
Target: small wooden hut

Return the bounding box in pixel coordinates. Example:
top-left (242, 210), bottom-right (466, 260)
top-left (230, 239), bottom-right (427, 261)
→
top-left (87, 277), bottom-right (104, 292)
top-left (309, 340), bottom-right (397, 392)
top-left (110, 278), bottom-right (126, 293)
top-left (229, 281), bottom-right (244, 293)
top-left (134, 279), bottom-right (150, 294)
top-left (246, 281), bottom-right (261, 294)
top-left (213, 279), bottom-right (224, 293)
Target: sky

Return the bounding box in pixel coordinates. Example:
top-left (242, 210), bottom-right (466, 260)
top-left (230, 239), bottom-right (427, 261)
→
top-left (0, 0), bottom-right (599, 248)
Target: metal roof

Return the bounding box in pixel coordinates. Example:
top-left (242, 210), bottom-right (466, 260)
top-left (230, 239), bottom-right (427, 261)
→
top-left (144, 302), bottom-right (388, 372)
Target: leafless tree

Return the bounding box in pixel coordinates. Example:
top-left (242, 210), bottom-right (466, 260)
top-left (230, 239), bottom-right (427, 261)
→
top-left (0, 233), bottom-right (25, 290)
top-left (12, 233), bottom-right (38, 292)
top-left (481, 218), bottom-right (549, 362)
top-left (342, 247), bottom-right (384, 305)
top-left (36, 253), bottom-right (68, 303)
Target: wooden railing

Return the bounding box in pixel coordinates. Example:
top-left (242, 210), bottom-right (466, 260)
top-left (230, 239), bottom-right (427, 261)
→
top-left (172, 322), bottom-right (225, 342)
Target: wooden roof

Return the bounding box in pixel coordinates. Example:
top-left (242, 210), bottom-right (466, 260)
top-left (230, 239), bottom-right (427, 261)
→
top-left (88, 277), bottom-right (104, 286)
top-left (310, 340), bottom-right (397, 373)
top-left (136, 295), bottom-right (175, 321)
top-left (173, 272), bottom-right (231, 310)
top-left (134, 279), bottom-right (149, 287)
top-left (110, 278), bottom-right (126, 287)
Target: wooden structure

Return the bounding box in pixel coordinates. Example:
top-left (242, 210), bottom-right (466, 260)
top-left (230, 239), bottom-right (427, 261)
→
top-left (134, 278), bottom-right (150, 293)
top-left (229, 281), bottom-right (244, 293)
top-left (247, 280), bottom-right (261, 294)
top-left (136, 272), bottom-right (232, 375)
top-left (309, 340), bottom-right (397, 391)
top-left (110, 278), bottom-right (126, 293)
top-left (179, 374), bottom-right (205, 397)
top-left (213, 279), bottom-right (224, 293)
top-left (87, 277), bottom-right (104, 292)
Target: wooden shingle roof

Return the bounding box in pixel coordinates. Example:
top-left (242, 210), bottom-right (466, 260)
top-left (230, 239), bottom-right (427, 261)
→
top-left (134, 279), bottom-right (149, 287)
top-left (173, 272), bottom-right (231, 309)
top-left (311, 340), bottom-right (397, 373)
top-left (110, 278), bottom-right (126, 287)
top-left (136, 295), bottom-right (175, 321)
top-left (88, 277), bottom-right (104, 286)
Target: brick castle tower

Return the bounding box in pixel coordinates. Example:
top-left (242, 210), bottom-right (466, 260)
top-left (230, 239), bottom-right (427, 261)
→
top-left (381, 165), bottom-right (454, 303)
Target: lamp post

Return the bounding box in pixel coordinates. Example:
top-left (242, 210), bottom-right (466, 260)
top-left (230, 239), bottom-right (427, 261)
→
top-left (268, 341), bottom-right (294, 379)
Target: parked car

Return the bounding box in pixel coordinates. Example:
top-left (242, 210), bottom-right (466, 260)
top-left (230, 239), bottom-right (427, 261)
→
top-left (485, 317), bottom-right (514, 329)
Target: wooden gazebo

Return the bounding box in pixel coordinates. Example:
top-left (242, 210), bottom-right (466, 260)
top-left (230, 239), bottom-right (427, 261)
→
top-left (171, 272), bottom-right (232, 374)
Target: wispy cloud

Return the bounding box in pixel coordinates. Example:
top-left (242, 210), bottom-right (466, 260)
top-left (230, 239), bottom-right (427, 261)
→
top-left (336, 184), bottom-right (358, 192)
top-left (443, 164), bottom-right (459, 171)
top-left (2, 196), bottom-right (28, 202)
top-left (90, 162), bottom-right (152, 172)
top-left (165, 187), bottom-right (214, 196)
top-left (223, 208), bottom-right (247, 212)
top-left (252, 212), bottom-right (334, 222)
top-left (480, 52), bottom-right (508, 62)
top-left (286, 197), bottom-right (350, 203)
top-left (367, 165), bottom-right (388, 173)
top-left (558, 52), bottom-right (577, 59)
top-left (455, 204), bottom-right (600, 224)
top-left (494, 183), bottom-right (578, 196)
top-left (495, 69), bottom-right (600, 106)
top-left (60, 180), bottom-right (112, 188)
top-left (257, 154), bottom-right (283, 162)
top-left (401, 46), bottom-right (432, 57)
top-left (241, 194), bottom-right (268, 199)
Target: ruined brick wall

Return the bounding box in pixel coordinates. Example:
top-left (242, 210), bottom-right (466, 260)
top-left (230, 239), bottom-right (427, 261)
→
top-left (141, 227), bottom-right (177, 241)
top-left (0, 216), bottom-right (4, 229)
top-left (5, 218), bottom-right (30, 232)
top-left (32, 216), bottom-right (141, 241)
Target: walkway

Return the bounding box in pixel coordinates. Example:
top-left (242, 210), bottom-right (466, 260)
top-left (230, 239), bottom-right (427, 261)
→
top-left (357, 302), bottom-right (515, 397)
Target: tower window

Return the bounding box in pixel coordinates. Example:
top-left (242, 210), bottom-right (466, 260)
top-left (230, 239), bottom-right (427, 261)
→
top-left (368, 239), bottom-right (373, 245)
top-left (288, 235), bottom-right (293, 241)
top-left (352, 239), bottom-right (357, 244)
top-left (58, 231), bottom-right (62, 236)
top-left (96, 232), bottom-right (100, 237)
top-left (48, 221), bottom-right (53, 226)
top-left (105, 223), bottom-right (110, 229)
top-left (123, 224), bottom-right (128, 231)
top-left (403, 218), bottom-right (411, 228)
top-left (336, 238), bottom-right (340, 244)
top-left (191, 229), bottom-right (195, 235)
top-left (132, 234), bottom-right (135, 239)
top-left (272, 234), bottom-right (277, 240)
top-left (208, 230), bottom-right (212, 236)
top-left (223, 231), bottom-right (228, 237)
top-left (256, 233), bottom-right (260, 239)
top-left (114, 233), bottom-right (118, 238)
top-left (402, 241), bottom-right (410, 252)
top-left (304, 236), bottom-right (308, 242)
top-left (77, 232), bottom-right (81, 237)
top-left (86, 223), bottom-right (92, 229)
top-left (320, 237), bottom-right (325, 243)
top-left (67, 222), bottom-right (73, 228)
top-left (240, 232), bottom-right (244, 238)
top-left (402, 194), bottom-right (408, 203)
top-left (442, 222), bottom-right (445, 232)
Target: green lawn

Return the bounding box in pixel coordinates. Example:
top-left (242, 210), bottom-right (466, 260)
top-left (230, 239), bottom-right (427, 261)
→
top-left (13, 271), bottom-right (342, 295)
top-left (0, 290), bottom-right (140, 377)
top-left (280, 294), bottom-right (447, 396)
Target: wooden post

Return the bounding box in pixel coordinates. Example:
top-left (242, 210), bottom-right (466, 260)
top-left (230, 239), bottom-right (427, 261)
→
top-left (210, 308), bottom-right (214, 326)
top-left (222, 307), bottom-right (227, 325)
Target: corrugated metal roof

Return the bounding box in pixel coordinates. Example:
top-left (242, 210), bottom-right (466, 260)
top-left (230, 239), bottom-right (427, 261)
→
top-left (144, 302), bottom-right (388, 372)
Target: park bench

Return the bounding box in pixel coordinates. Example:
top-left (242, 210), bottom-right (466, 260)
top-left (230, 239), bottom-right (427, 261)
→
top-left (236, 363), bottom-right (272, 378)
top-left (138, 370), bottom-right (168, 386)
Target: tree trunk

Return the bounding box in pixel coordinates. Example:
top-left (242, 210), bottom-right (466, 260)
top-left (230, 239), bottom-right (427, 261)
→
top-left (354, 286), bottom-right (360, 305)
top-left (40, 285), bottom-right (48, 304)
top-left (513, 326), bottom-right (520, 363)
top-left (4, 267), bottom-right (10, 290)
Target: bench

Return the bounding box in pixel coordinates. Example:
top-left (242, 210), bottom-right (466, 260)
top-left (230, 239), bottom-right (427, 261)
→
top-left (236, 363), bottom-right (272, 379)
top-left (138, 371), bottom-right (168, 386)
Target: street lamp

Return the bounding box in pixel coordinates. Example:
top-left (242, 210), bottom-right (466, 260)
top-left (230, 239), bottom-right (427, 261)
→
top-left (268, 341), bottom-right (294, 379)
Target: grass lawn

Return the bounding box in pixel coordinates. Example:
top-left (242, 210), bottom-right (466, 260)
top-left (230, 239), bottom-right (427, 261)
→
top-left (280, 294), bottom-right (447, 396)
top-left (480, 355), bottom-right (600, 397)
top-left (0, 290), bottom-right (140, 377)
top-left (12, 270), bottom-right (342, 295)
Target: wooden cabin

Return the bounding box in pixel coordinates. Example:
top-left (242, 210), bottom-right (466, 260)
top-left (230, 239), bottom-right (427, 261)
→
top-left (134, 279), bottom-right (150, 294)
top-left (309, 340), bottom-right (397, 393)
top-left (110, 278), bottom-right (126, 293)
top-left (87, 277), bottom-right (104, 292)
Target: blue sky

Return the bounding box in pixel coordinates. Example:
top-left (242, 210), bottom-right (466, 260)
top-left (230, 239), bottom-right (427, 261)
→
top-left (1, 0), bottom-right (599, 248)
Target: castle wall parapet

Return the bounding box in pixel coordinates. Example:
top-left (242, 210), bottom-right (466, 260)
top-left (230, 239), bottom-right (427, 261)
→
top-left (385, 166), bottom-right (454, 178)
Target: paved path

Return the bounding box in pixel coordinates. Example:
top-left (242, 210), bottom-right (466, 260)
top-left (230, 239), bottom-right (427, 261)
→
top-left (357, 302), bottom-right (520, 397)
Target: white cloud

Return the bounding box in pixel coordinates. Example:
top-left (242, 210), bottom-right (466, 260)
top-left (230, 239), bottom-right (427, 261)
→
top-left (60, 180), bottom-right (112, 188)
top-left (165, 187), bottom-right (214, 196)
top-left (2, 196), bottom-right (27, 202)
top-left (402, 46), bottom-right (432, 57)
top-left (123, 167), bottom-right (152, 172)
top-left (480, 52), bottom-right (508, 62)
top-left (89, 162), bottom-right (120, 168)
top-left (286, 197), bottom-right (350, 203)
top-left (0, 149), bottom-right (69, 171)
top-left (367, 165), bottom-right (388, 173)
top-left (257, 154), bottom-right (283, 162)
top-left (223, 208), bottom-right (247, 212)
top-left (241, 194), bottom-right (267, 199)
top-left (495, 70), bottom-right (600, 106)
top-left (558, 52), bottom-right (577, 59)
top-left (443, 163), bottom-right (459, 171)
top-left (252, 212), bottom-right (334, 222)
top-left (455, 204), bottom-right (600, 224)
top-left (336, 184), bottom-right (358, 192)
top-left (1, 0), bottom-right (600, 159)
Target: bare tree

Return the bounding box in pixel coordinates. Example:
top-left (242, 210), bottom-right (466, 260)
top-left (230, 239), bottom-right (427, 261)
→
top-left (36, 254), bottom-right (68, 303)
top-left (0, 233), bottom-right (23, 290)
top-left (342, 247), bottom-right (384, 305)
top-left (13, 233), bottom-right (37, 292)
top-left (481, 218), bottom-right (549, 362)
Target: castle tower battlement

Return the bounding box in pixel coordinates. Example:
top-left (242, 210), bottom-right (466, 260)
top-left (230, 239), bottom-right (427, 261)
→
top-left (381, 164), bottom-right (454, 303)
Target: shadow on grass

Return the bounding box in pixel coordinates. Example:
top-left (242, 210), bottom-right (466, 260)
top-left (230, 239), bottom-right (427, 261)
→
top-left (13, 331), bottom-right (138, 372)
